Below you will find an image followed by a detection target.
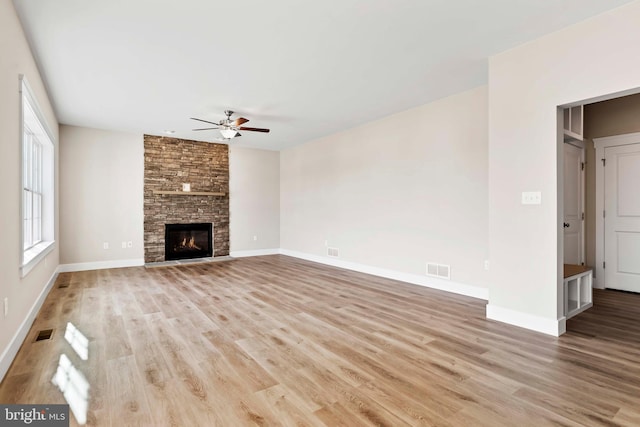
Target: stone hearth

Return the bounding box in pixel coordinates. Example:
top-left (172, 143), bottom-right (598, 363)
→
top-left (143, 135), bottom-right (229, 263)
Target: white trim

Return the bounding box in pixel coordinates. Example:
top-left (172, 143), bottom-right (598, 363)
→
top-left (19, 76), bottom-right (56, 275)
top-left (58, 258), bottom-right (145, 273)
top-left (19, 76), bottom-right (56, 143)
top-left (0, 269), bottom-right (58, 383)
top-left (594, 132), bottom-right (640, 289)
top-left (558, 316), bottom-right (567, 336)
top-left (230, 249), bottom-right (281, 258)
top-left (280, 249), bottom-right (488, 300)
top-left (564, 138), bottom-right (586, 150)
top-left (486, 304), bottom-right (566, 337)
top-left (594, 131), bottom-right (640, 148)
top-left (20, 241), bottom-right (55, 278)
top-left (580, 144), bottom-right (585, 265)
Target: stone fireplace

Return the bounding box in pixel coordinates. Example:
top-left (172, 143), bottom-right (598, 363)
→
top-left (143, 135), bottom-right (229, 263)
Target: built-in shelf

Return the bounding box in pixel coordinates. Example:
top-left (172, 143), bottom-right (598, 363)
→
top-left (563, 105), bottom-right (584, 142)
top-left (563, 264), bottom-right (592, 319)
top-left (151, 190), bottom-right (225, 196)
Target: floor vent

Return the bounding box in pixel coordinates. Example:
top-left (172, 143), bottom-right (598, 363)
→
top-left (327, 247), bottom-right (340, 257)
top-left (58, 282), bottom-right (70, 289)
top-left (426, 263), bottom-right (450, 280)
top-left (35, 329), bottom-right (54, 342)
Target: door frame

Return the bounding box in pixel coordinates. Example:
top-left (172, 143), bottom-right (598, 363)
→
top-left (563, 139), bottom-right (586, 266)
top-left (594, 131), bottom-right (640, 289)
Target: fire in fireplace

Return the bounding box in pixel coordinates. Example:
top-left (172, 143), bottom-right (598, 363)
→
top-left (164, 223), bottom-right (212, 261)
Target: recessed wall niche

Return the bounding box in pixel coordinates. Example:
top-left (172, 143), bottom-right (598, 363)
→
top-left (143, 135), bottom-right (229, 263)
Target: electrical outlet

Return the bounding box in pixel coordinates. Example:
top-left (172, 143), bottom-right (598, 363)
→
top-left (253, 235), bottom-right (258, 241)
top-left (121, 241), bottom-right (127, 249)
top-left (103, 242), bottom-right (109, 250)
top-left (4, 298), bottom-right (8, 317)
top-left (484, 260), bottom-right (490, 271)
top-left (127, 241), bottom-right (132, 248)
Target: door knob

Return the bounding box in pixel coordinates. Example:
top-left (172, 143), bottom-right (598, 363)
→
top-left (563, 222), bottom-right (570, 228)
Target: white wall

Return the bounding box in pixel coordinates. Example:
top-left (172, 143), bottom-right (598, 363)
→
top-left (229, 146), bottom-right (280, 254)
top-left (280, 86), bottom-right (489, 291)
top-left (0, 1), bottom-right (59, 379)
top-left (59, 126), bottom-right (144, 267)
top-left (488, 1), bottom-right (640, 335)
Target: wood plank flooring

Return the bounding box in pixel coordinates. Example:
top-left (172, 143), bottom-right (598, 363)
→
top-left (1, 255), bottom-right (639, 426)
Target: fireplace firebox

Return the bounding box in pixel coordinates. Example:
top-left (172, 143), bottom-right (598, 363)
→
top-left (165, 223), bottom-right (212, 261)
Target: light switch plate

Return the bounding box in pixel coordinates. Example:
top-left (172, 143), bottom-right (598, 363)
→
top-left (522, 191), bottom-right (542, 205)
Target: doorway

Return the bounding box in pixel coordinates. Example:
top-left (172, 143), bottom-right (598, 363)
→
top-left (563, 141), bottom-right (585, 266)
top-left (594, 132), bottom-right (640, 293)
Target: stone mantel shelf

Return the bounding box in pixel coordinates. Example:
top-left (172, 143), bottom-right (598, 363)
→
top-left (151, 190), bottom-right (226, 196)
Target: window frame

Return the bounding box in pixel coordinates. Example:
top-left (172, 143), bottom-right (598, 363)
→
top-left (23, 130), bottom-right (44, 250)
top-left (20, 75), bottom-right (55, 277)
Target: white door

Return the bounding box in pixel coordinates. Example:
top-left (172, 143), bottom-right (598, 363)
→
top-left (563, 143), bottom-right (583, 265)
top-left (604, 143), bottom-right (640, 292)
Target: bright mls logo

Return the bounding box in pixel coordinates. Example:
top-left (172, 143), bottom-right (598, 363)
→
top-left (1, 405), bottom-right (68, 426)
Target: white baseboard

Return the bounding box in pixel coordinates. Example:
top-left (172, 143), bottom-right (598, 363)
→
top-left (58, 258), bottom-right (144, 273)
top-left (230, 249), bottom-right (281, 258)
top-left (486, 304), bottom-right (565, 337)
top-left (0, 269), bottom-right (58, 382)
top-left (280, 249), bottom-right (488, 300)
top-left (558, 317), bottom-right (567, 335)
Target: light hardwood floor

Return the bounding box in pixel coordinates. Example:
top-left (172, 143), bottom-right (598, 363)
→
top-left (1, 255), bottom-right (639, 426)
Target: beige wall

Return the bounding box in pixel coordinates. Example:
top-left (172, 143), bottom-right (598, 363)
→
top-left (59, 130), bottom-right (280, 263)
top-left (280, 86), bottom-right (489, 288)
top-left (59, 126), bottom-right (144, 265)
top-left (0, 1), bottom-right (59, 376)
top-left (488, 1), bottom-right (640, 333)
top-left (583, 93), bottom-right (640, 271)
top-left (229, 146), bottom-right (280, 253)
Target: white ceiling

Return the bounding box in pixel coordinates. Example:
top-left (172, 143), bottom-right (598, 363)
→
top-left (14, 0), bottom-right (636, 150)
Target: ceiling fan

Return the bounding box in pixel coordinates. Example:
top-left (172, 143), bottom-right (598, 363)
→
top-left (191, 110), bottom-right (270, 140)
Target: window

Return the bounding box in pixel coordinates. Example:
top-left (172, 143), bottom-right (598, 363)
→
top-left (20, 76), bottom-right (55, 276)
top-left (23, 129), bottom-right (43, 249)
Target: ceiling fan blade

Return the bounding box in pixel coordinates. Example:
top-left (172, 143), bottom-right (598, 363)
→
top-left (193, 127), bottom-right (219, 131)
top-left (233, 117), bottom-right (249, 126)
top-left (237, 126), bottom-right (270, 133)
top-left (190, 117), bottom-right (220, 126)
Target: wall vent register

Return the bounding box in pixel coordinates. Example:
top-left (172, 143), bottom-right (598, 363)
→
top-left (426, 263), bottom-right (451, 280)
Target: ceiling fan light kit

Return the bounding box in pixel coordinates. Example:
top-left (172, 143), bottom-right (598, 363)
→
top-left (191, 110), bottom-right (270, 141)
top-left (220, 128), bottom-right (238, 139)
